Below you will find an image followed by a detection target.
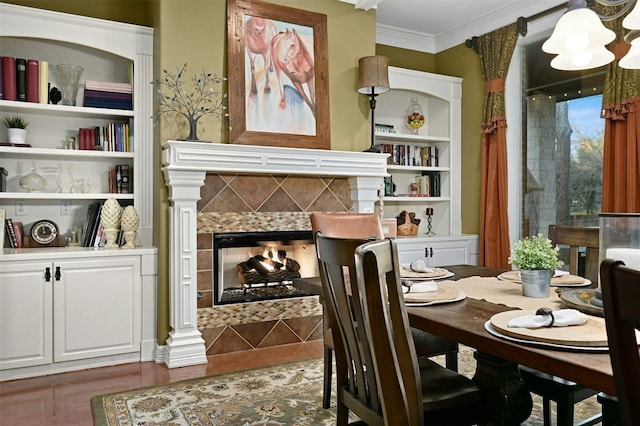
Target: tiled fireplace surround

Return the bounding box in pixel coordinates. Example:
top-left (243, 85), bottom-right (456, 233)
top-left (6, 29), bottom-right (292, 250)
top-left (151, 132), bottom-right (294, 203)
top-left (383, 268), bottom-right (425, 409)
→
top-left (161, 141), bottom-right (387, 368)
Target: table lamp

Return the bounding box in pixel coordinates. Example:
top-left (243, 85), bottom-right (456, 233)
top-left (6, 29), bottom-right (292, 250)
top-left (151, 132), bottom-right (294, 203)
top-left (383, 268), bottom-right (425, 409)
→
top-left (358, 55), bottom-right (390, 153)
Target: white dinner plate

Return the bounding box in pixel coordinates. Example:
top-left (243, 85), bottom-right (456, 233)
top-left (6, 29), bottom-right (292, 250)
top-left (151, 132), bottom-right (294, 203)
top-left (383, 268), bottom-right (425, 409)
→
top-left (402, 271), bottom-right (455, 281)
top-left (497, 271), bottom-right (591, 287)
top-left (484, 321), bottom-right (609, 352)
top-left (405, 290), bottom-right (466, 307)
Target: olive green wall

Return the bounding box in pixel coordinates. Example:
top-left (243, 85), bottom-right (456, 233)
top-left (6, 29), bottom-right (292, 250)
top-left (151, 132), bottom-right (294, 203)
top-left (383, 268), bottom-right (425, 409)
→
top-left (5, 0), bottom-right (484, 344)
top-left (2, 0), bottom-right (152, 26)
top-left (380, 43), bottom-right (483, 237)
top-left (435, 44), bottom-right (483, 236)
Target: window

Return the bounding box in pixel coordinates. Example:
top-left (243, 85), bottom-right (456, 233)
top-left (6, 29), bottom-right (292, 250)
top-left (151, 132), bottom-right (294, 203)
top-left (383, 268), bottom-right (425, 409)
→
top-left (521, 38), bottom-right (605, 237)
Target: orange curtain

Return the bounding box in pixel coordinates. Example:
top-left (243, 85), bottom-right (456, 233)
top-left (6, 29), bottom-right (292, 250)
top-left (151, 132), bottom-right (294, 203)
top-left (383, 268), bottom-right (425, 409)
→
top-left (601, 7), bottom-right (640, 213)
top-left (477, 23), bottom-right (519, 269)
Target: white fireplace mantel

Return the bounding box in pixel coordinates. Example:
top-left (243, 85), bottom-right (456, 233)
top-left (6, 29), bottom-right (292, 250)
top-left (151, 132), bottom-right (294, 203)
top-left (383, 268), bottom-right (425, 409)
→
top-left (160, 141), bottom-right (388, 368)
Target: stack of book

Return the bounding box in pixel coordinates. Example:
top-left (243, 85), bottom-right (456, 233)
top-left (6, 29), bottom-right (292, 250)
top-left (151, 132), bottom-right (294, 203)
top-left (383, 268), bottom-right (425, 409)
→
top-left (108, 164), bottom-right (131, 194)
top-left (77, 122), bottom-right (131, 152)
top-left (1, 56), bottom-right (49, 104)
top-left (83, 80), bottom-right (132, 110)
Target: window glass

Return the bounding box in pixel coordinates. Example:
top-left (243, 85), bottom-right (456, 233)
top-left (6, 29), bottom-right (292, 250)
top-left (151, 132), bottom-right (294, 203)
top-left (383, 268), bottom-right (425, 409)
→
top-left (522, 40), bottom-right (605, 238)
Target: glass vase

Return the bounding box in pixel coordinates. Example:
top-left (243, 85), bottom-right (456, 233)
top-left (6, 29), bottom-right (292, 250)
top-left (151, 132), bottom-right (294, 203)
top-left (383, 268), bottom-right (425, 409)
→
top-left (57, 163), bottom-right (75, 193)
top-left (405, 98), bottom-right (425, 135)
top-left (56, 64), bottom-right (84, 106)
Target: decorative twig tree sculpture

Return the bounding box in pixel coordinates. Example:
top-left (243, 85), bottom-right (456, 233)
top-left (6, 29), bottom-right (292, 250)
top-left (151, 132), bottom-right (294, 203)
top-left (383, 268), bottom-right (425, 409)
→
top-left (151, 63), bottom-right (227, 141)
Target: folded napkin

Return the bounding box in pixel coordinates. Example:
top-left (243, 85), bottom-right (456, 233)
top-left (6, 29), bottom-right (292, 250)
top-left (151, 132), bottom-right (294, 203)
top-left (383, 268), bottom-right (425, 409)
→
top-left (401, 259), bottom-right (434, 273)
top-left (507, 308), bottom-right (586, 328)
top-left (402, 280), bottom-right (438, 294)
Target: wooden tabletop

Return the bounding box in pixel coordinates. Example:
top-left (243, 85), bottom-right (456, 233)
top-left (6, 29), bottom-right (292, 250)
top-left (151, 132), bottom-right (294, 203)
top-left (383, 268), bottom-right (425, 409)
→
top-left (406, 265), bottom-right (616, 396)
top-left (293, 264), bottom-right (616, 395)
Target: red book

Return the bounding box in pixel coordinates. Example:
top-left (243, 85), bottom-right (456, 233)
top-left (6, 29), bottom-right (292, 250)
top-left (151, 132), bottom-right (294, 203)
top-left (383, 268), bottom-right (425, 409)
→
top-left (26, 59), bottom-right (39, 103)
top-left (12, 221), bottom-right (24, 248)
top-left (2, 56), bottom-right (16, 101)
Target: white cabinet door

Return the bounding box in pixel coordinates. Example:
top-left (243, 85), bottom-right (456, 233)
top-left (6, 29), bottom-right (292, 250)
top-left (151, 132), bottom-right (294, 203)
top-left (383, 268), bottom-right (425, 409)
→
top-left (396, 236), bottom-right (479, 267)
top-left (53, 257), bottom-right (141, 362)
top-left (0, 261), bottom-right (53, 370)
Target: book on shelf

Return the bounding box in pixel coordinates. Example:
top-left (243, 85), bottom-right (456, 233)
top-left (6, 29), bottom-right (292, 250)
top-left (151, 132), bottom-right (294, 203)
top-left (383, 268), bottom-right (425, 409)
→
top-left (0, 56), bottom-right (3, 100)
top-left (5, 218), bottom-right (18, 248)
top-left (26, 59), bottom-right (39, 103)
top-left (12, 221), bottom-right (24, 248)
top-left (421, 171), bottom-right (441, 197)
top-left (39, 60), bottom-right (48, 104)
top-left (2, 56), bottom-right (16, 101)
top-left (15, 58), bottom-right (27, 102)
top-left (0, 209), bottom-right (5, 247)
top-left (81, 201), bottom-right (102, 247)
top-left (108, 164), bottom-right (131, 194)
top-left (83, 80), bottom-right (133, 110)
top-left (375, 123), bottom-right (396, 134)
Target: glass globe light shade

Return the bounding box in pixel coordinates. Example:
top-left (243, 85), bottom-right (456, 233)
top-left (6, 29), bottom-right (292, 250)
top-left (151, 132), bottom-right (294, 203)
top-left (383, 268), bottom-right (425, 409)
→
top-left (543, 8), bottom-right (615, 55)
top-left (549, 46), bottom-right (615, 70)
top-left (623, 2), bottom-right (640, 30)
top-left (620, 33), bottom-right (640, 69)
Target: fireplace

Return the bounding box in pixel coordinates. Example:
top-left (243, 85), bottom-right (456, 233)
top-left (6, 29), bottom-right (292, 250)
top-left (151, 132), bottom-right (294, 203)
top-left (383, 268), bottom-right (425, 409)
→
top-left (214, 230), bottom-right (317, 304)
top-left (161, 141), bottom-right (388, 368)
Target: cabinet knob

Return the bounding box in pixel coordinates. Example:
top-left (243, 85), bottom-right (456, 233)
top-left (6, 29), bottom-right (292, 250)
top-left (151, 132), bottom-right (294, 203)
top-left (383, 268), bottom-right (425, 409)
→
top-left (55, 266), bottom-right (61, 281)
top-left (45, 267), bottom-right (51, 282)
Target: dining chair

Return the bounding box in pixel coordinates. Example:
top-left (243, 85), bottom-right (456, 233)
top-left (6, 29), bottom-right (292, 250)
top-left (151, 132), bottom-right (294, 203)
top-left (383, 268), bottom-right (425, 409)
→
top-left (309, 212), bottom-right (458, 409)
top-left (315, 233), bottom-right (497, 425)
top-left (600, 258), bottom-right (640, 426)
top-left (549, 224), bottom-right (600, 284)
top-left (518, 224), bottom-right (602, 426)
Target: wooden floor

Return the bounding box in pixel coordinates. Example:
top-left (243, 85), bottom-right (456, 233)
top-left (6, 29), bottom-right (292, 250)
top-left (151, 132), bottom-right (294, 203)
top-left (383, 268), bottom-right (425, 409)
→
top-left (0, 340), bottom-right (324, 426)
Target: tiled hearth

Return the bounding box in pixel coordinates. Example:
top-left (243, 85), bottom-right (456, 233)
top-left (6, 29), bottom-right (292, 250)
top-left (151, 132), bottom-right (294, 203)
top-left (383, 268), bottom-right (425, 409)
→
top-left (162, 141), bottom-right (387, 367)
top-left (195, 174), bottom-right (353, 355)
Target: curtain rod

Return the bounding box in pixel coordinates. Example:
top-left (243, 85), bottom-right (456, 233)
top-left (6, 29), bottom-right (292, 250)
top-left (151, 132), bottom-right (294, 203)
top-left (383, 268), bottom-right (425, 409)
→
top-left (465, 2), bottom-right (569, 52)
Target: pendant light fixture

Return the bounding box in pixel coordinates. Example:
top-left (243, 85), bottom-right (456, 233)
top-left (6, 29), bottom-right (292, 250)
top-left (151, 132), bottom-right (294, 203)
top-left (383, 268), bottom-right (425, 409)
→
top-left (543, 0), bottom-right (616, 70)
top-left (544, 0), bottom-right (640, 70)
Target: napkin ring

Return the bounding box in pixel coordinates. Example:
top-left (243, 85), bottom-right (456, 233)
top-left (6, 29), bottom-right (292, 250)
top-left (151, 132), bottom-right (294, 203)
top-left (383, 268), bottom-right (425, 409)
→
top-left (536, 307), bottom-right (555, 327)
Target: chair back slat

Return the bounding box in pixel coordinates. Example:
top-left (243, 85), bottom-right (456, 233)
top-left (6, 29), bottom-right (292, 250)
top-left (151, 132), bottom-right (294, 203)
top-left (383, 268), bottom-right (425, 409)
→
top-left (600, 259), bottom-right (640, 425)
top-left (356, 238), bottom-right (423, 426)
top-left (549, 225), bottom-right (599, 283)
top-left (315, 234), bottom-right (384, 425)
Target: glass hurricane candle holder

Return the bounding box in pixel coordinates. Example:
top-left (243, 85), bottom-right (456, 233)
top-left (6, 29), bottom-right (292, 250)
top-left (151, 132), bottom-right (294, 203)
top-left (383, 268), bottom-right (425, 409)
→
top-left (406, 98), bottom-right (425, 135)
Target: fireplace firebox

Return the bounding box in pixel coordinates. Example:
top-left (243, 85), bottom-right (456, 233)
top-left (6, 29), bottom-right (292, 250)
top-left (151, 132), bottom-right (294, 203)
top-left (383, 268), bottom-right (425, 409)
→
top-left (213, 231), bottom-right (318, 304)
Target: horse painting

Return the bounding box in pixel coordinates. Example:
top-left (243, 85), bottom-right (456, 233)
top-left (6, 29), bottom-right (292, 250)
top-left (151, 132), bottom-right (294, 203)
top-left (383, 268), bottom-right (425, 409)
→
top-left (245, 16), bottom-right (278, 96)
top-left (271, 28), bottom-right (316, 117)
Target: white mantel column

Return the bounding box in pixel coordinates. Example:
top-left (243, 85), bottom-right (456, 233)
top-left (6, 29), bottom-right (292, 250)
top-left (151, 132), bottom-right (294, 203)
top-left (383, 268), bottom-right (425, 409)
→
top-left (349, 176), bottom-right (384, 213)
top-left (161, 168), bottom-right (208, 368)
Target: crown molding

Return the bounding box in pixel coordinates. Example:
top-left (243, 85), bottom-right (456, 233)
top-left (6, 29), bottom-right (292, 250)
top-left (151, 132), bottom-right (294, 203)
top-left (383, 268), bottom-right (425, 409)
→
top-left (376, 0), bottom-right (567, 54)
top-left (376, 24), bottom-right (435, 53)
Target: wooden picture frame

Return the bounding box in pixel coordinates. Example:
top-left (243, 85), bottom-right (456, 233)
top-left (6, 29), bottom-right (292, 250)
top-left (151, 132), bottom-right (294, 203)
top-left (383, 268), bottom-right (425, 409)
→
top-left (227, 0), bottom-right (330, 149)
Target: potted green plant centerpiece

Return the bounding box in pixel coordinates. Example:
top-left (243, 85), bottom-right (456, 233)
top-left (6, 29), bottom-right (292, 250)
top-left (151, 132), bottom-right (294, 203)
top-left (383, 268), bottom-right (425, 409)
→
top-left (3, 115), bottom-right (29, 145)
top-left (509, 233), bottom-right (563, 298)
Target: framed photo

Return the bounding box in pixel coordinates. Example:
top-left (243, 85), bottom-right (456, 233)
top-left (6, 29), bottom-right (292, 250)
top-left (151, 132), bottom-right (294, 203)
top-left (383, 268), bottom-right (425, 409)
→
top-left (227, 0), bottom-right (330, 149)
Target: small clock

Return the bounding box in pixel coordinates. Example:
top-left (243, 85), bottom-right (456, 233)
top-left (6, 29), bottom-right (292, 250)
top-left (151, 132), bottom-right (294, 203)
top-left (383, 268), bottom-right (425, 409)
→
top-left (30, 219), bottom-right (59, 247)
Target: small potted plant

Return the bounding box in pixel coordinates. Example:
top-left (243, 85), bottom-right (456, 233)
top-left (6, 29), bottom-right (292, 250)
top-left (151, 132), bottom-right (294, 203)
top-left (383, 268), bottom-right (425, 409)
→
top-left (509, 233), bottom-right (563, 297)
top-left (3, 115), bottom-right (29, 144)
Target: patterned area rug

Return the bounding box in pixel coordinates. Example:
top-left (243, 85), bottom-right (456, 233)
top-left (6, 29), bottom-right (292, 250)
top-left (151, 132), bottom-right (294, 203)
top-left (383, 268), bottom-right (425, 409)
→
top-left (91, 346), bottom-right (601, 425)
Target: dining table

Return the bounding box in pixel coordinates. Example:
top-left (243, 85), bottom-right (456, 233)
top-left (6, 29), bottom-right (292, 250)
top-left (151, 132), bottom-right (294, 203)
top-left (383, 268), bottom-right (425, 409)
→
top-left (404, 264), bottom-right (614, 425)
top-left (294, 264), bottom-right (617, 425)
